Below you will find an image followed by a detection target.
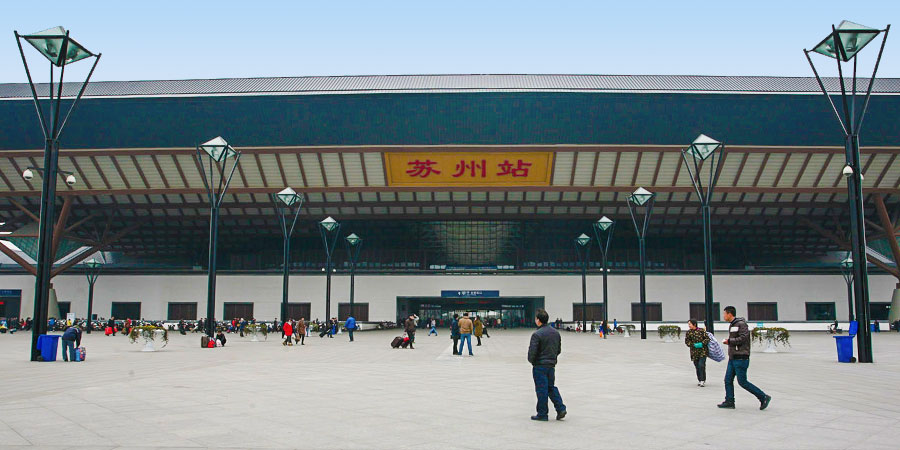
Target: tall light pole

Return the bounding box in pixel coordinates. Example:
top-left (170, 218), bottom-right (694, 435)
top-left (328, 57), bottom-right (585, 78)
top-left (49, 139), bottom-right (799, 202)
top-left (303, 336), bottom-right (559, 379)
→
top-left (574, 233), bottom-right (591, 332)
top-left (627, 187), bottom-right (656, 340)
top-left (840, 253), bottom-right (855, 323)
top-left (592, 216), bottom-right (615, 339)
top-left (681, 134), bottom-right (725, 333)
top-left (15, 26), bottom-right (100, 361)
top-left (197, 137), bottom-right (241, 337)
top-left (345, 233), bottom-right (363, 317)
top-left (83, 257), bottom-right (102, 334)
top-left (805, 20), bottom-right (889, 363)
top-left (273, 188), bottom-right (304, 323)
top-left (319, 217), bottom-right (341, 321)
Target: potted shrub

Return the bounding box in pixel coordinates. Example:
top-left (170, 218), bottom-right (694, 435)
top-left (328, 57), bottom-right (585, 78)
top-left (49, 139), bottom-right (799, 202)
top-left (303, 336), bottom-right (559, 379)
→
top-left (657, 325), bottom-right (682, 343)
top-left (751, 327), bottom-right (790, 353)
top-left (245, 323), bottom-right (267, 342)
top-left (617, 324), bottom-right (636, 338)
top-left (128, 325), bottom-right (168, 352)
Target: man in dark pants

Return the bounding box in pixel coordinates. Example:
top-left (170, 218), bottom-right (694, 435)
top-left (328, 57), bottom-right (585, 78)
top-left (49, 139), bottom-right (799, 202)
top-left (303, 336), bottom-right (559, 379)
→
top-left (61, 325), bottom-right (82, 362)
top-left (404, 314), bottom-right (417, 349)
top-left (345, 315), bottom-right (357, 342)
top-left (528, 308), bottom-right (566, 421)
top-left (718, 306), bottom-right (772, 410)
top-left (450, 314), bottom-right (461, 355)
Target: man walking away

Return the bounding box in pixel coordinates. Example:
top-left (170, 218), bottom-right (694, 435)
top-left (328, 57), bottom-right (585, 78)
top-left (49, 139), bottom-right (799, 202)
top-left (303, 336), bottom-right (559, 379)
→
top-left (474, 316), bottom-right (484, 346)
top-left (718, 306), bottom-right (771, 410)
top-left (528, 308), bottom-right (566, 421)
top-left (450, 314), bottom-right (461, 355)
top-left (458, 313), bottom-right (474, 356)
top-left (346, 315), bottom-right (357, 342)
top-left (404, 315), bottom-right (417, 349)
top-left (428, 318), bottom-right (438, 336)
top-left (296, 318), bottom-right (306, 345)
top-left (61, 324), bottom-right (82, 362)
top-left (684, 319), bottom-right (710, 387)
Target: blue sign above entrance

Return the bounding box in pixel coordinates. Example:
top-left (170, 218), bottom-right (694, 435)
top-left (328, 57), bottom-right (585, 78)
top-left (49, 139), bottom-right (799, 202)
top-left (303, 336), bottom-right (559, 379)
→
top-left (0, 289), bottom-right (21, 297)
top-left (441, 290), bottom-right (500, 298)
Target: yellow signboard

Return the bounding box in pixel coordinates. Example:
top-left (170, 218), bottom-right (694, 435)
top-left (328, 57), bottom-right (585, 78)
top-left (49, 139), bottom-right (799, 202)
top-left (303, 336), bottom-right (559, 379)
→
top-left (385, 152), bottom-right (553, 187)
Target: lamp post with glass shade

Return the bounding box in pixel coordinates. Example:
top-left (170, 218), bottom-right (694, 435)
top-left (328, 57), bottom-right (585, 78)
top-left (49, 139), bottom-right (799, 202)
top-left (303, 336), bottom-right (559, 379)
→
top-left (840, 254), bottom-right (855, 323)
top-left (626, 187), bottom-right (656, 339)
top-left (319, 217), bottom-right (341, 321)
top-left (196, 137), bottom-right (241, 337)
top-left (681, 134), bottom-right (725, 334)
top-left (574, 233), bottom-right (592, 332)
top-left (804, 21), bottom-right (889, 363)
top-left (83, 258), bottom-right (102, 334)
top-left (14, 26), bottom-right (100, 361)
top-left (272, 188), bottom-right (304, 323)
top-left (592, 216), bottom-right (615, 339)
top-left (345, 233), bottom-right (363, 317)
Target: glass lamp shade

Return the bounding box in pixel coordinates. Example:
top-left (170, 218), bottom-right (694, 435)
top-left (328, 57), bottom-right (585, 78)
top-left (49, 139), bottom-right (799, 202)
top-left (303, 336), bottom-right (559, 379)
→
top-left (594, 216), bottom-right (614, 232)
top-left (812, 20), bottom-right (880, 62)
top-left (628, 187), bottom-right (655, 206)
top-left (345, 233), bottom-right (362, 246)
top-left (686, 134), bottom-right (722, 161)
top-left (319, 216), bottom-right (339, 232)
top-left (840, 255), bottom-right (853, 270)
top-left (575, 233), bottom-right (591, 247)
top-left (22, 26), bottom-right (93, 67)
top-left (275, 187), bottom-right (302, 206)
top-left (84, 258), bottom-right (102, 269)
top-left (199, 136), bottom-right (237, 162)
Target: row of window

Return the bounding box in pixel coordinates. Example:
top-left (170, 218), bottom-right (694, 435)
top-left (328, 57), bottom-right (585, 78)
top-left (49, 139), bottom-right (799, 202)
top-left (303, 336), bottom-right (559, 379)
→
top-left (57, 301), bottom-right (370, 322)
top-left (572, 302), bottom-right (894, 322)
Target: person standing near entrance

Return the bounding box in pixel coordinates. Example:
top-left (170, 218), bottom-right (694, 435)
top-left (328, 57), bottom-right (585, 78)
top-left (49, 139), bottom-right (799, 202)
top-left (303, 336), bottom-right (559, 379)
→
top-left (528, 308), bottom-right (566, 421)
top-left (718, 306), bottom-right (772, 410)
top-left (457, 313), bottom-right (474, 356)
top-left (474, 316), bottom-right (484, 346)
top-left (428, 318), bottom-right (438, 336)
top-left (684, 319), bottom-right (710, 387)
top-left (450, 314), bottom-right (461, 355)
top-left (345, 314), bottom-right (357, 342)
top-left (404, 314), bottom-right (417, 349)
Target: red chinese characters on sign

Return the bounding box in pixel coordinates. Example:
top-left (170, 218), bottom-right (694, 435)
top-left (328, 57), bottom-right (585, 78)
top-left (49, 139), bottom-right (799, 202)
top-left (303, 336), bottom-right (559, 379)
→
top-left (406, 159), bottom-right (441, 178)
top-left (453, 159), bottom-right (487, 178)
top-left (496, 159), bottom-right (531, 177)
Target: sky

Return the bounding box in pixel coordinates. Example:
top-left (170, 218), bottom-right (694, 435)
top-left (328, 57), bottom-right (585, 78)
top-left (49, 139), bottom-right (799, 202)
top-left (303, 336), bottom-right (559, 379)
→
top-left (0, 0), bottom-right (898, 83)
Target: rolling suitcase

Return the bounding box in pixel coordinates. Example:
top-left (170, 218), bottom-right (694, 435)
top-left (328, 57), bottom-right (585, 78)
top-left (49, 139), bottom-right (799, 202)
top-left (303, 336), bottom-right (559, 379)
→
top-left (391, 336), bottom-right (403, 348)
top-left (201, 335), bottom-right (210, 348)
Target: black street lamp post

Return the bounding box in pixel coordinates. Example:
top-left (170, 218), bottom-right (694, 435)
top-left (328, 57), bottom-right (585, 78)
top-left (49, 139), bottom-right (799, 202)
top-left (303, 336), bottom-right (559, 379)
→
top-left (345, 233), bottom-right (363, 316)
top-left (840, 253), bottom-right (855, 322)
top-left (83, 257), bottom-right (102, 334)
top-left (197, 137), bottom-right (241, 337)
top-left (272, 188), bottom-right (304, 323)
top-left (592, 216), bottom-right (615, 339)
top-left (319, 217), bottom-right (341, 321)
top-left (627, 187), bottom-right (656, 340)
top-left (574, 233), bottom-right (592, 332)
top-left (805, 20), bottom-right (890, 363)
top-left (681, 134), bottom-right (725, 334)
top-left (15, 26), bottom-right (100, 361)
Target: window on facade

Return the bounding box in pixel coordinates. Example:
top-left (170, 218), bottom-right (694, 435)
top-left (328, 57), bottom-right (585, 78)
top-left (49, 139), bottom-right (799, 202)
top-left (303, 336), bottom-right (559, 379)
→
top-left (338, 303), bottom-right (369, 321)
top-left (167, 302), bottom-right (198, 320)
top-left (57, 301), bottom-right (71, 318)
top-left (747, 302), bottom-right (778, 321)
top-left (689, 302), bottom-right (721, 321)
top-left (870, 302), bottom-right (892, 320)
top-left (805, 302), bottom-right (836, 321)
top-left (285, 303), bottom-right (311, 320)
top-left (631, 302), bottom-right (662, 321)
top-left (573, 303), bottom-right (605, 322)
top-left (111, 302), bottom-right (141, 320)
top-left (223, 303), bottom-right (254, 321)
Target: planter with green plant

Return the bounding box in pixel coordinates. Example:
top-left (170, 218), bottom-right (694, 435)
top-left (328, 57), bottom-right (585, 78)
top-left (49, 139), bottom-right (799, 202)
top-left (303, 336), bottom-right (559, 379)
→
top-left (657, 325), bottom-right (682, 343)
top-left (128, 325), bottom-right (168, 352)
top-left (245, 323), bottom-right (268, 342)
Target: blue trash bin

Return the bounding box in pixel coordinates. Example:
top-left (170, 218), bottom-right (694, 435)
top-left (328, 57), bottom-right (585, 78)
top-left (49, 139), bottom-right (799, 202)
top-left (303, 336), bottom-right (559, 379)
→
top-left (834, 335), bottom-right (854, 363)
top-left (37, 334), bottom-right (60, 362)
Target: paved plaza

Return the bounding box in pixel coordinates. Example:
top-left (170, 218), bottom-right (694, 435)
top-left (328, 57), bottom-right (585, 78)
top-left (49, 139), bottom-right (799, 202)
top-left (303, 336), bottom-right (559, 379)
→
top-left (0, 328), bottom-right (898, 450)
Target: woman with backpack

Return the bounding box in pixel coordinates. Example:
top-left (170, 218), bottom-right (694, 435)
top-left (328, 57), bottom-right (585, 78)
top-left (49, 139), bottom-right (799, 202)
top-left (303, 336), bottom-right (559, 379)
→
top-left (684, 319), bottom-right (710, 387)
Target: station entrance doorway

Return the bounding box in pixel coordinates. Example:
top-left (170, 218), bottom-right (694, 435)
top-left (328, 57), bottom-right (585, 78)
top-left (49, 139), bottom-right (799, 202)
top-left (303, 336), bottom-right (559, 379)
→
top-left (397, 296), bottom-right (544, 328)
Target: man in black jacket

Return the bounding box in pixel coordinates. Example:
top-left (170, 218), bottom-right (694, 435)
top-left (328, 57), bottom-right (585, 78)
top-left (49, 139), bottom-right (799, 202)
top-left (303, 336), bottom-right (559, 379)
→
top-left (527, 308), bottom-right (566, 421)
top-left (450, 314), bottom-right (461, 355)
top-left (718, 305), bottom-right (771, 410)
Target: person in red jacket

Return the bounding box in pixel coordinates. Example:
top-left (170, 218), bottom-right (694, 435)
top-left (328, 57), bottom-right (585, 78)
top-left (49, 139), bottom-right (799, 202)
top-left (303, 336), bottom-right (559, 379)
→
top-left (282, 320), bottom-right (293, 346)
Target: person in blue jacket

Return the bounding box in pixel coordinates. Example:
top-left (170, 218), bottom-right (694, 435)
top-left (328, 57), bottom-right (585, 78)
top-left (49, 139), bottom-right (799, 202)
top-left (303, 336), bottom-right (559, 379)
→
top-left (61, 325), bottom-right (83, 362)
top-left (345, 315), bottom-right (357, 342)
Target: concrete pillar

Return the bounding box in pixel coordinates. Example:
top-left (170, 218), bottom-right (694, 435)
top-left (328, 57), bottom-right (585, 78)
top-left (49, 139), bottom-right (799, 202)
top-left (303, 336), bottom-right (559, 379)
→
top-left (889, 288), bottom-right (900, 323)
